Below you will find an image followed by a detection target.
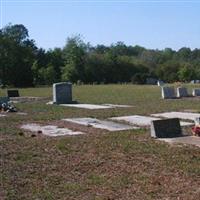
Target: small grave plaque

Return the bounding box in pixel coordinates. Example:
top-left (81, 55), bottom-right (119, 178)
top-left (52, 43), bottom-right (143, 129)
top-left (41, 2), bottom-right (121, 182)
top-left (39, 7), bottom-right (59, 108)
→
top-left (161, 87), bottom-right (176, 99)
top-left (177, 87), bottom-right (189, 97)
top-left (150, 118), bottom-right (182, 138)
top-left (53, 82), bottom-right (72, 104)
top-left (192, 89), bottom-right (200, 96)
top-left (7, 90), bottom-right (19, 97)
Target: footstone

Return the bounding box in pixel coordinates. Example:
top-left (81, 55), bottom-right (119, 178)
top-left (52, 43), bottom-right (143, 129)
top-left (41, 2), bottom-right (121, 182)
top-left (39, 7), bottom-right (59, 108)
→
top-left (102, 104), bottom-right (133, 108)
top-left (158, 136), bottom-right (200, 148)
top-left (177, 87), bottom-right (189, 97)
top-left (62, 118), bottom-right (139, 131)
top-left (192, 89), bottom-right (200, 96)
top-left (110, 115), bottom-right (161, 127)
top-left (53, 82), bottom-right (72, 104)
top-left (151, 112), bottom-right (200, 121)
top-left (161, 87), bottom-right (176, 99)
top-left (7, 89), bottom-right (19, 97)
top-left (21, 123), bottom-right (84, 136)
top-left (150, 118), bottom-right (182, 138)
top-left (0, 114), bottom-right (6, 117)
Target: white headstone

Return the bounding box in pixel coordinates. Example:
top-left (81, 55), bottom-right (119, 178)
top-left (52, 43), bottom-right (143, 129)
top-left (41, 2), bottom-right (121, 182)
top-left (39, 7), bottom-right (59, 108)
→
top-left (53, 82), bottom-right (72, 104)
top-left (161, 87), bottom-right (176, 99)
top-left (177, 87), bottom-right (189, 97)
top-left (192, 89), bottom-right (200, 96)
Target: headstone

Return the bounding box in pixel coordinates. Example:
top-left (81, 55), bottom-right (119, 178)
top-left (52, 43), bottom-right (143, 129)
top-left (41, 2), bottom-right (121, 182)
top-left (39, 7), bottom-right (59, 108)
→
top-left (53, 82), bottom-right (72, 104)
top-left (7, 90), bottom-right (19, 97)
top-left (161, 87), bottom-right (176, 99)
top-left (150, 118), bottom-right (182, 138)
top-left (194, 117), bottom-right (200, 125)
top-left (157, 80), bottom-right (164, 86)
top-left (176, 87), bottom-right (189, 97)
top-left (192, 89), bottom-right (200, 96)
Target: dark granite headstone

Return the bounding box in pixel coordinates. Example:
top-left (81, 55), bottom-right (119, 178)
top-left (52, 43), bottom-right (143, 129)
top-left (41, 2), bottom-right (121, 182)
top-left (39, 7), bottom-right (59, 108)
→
top-left (177, 87), bottom-right (189, 97)
top-left (192, 89), bottom-right (200, 96)
top-left (150, 118), bottom-right (182, 138)
top-left (7, 90), bottom-right (19, 97)
top-left (161, 87), bottom-right (176, 99)
top-left (53, 82), bottom-right (72, 104)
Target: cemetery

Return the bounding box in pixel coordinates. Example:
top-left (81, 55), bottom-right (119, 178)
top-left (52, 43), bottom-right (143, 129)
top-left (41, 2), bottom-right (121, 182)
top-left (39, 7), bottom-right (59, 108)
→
top-left (1, 84), bottom-right (200, 199)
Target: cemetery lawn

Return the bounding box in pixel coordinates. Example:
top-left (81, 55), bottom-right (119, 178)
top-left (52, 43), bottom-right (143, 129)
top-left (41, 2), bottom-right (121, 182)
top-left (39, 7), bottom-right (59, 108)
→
top-left (1, 84), bottom-right (200, 200)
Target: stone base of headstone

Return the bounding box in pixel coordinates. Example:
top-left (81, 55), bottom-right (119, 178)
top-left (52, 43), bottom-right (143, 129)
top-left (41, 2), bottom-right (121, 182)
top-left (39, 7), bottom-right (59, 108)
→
top-left (150, 118), bottom-right (182, 138)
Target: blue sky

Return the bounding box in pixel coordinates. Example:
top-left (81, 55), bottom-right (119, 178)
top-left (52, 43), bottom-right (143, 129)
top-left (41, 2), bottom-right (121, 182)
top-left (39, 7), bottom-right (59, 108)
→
top-left (1, 0), bottom-right (200, 50)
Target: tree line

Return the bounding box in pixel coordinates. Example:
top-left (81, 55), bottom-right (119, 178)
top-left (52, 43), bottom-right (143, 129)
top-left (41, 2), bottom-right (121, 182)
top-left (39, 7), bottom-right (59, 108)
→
top-left (1, 24), bottom-right (200, 87)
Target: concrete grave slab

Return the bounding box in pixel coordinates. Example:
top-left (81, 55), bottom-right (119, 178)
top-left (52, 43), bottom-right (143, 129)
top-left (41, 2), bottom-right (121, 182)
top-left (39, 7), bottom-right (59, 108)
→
top-left (110, 115), bottom-right (161, 127)
top-left (151, 112), bottom-right (200, 121)
top-left (110, 115), bottom-right (192, 127)
top-left (59, 104), bottom-right (114, 109)
top-left (158, 136), bottom-right (200, 148)
top-left (102, 104), bottom-right (133, 108)
top-left (21, 123), bottom-right (84, 137)
top-left (151, 118), bottom-right (182, 138)
top-left (62, 118), bottom-right (139, 131)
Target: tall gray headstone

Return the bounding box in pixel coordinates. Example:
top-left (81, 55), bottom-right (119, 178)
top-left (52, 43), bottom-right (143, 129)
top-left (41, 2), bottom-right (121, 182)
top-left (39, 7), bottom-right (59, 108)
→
top-left (161, 87), bottom-right (176, 99)
top-left (192, 89), bottom-right (200, 96)
top-left (177, 87), bottom-right (189, 98)
top-left (150, 118), bottom-right (182, 138)
top-left (53, 82), bottom-right (72, 104)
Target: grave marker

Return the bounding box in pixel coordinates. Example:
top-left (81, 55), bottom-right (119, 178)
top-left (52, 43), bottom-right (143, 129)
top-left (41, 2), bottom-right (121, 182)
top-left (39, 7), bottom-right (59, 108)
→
top-left (53, 82), bottom-right (72, 104)
top-left (177, 87), bottom-right (189, 98)
top-left (150, 118), bottom-right (182, 138)
top-left (7, 90), bottom-right (19, 97)
top-left (192, 89), bottom-right (200, 96)
top-left (161, 87), bottom-right (176, 99)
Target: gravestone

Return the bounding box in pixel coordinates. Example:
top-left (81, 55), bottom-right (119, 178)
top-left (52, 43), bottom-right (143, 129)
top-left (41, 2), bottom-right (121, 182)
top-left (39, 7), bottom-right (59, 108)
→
top-left (192, 89), bottom-right (200, 96)
top-left (177, 87), bottom-right (189, 98)
top-left (7, 90), bottom-right (19, 97)
top-left (161, 87), bottom-right (176, 99)
top-left (150, 118), bottom-right (182, 138)
top-left (53, 82), bottom-right (72, 104)
top-left (157, 80), bottom-right (164, 86)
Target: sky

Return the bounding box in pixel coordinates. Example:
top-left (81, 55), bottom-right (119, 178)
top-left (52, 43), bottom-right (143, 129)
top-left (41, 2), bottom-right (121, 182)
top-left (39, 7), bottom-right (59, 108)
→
top-left (1, 0), bottom-right (200, 50)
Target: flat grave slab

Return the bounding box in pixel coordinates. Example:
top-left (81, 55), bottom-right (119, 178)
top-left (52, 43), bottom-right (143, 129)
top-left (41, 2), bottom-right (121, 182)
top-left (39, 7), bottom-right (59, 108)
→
top-left (0, 114), bottom-right (6, 117)
top-left (110, 115), bottom-right (192, 127)
top-left (157, 136), bottom-right (200, 148)
top-left (110, 115), bottom-right (161, 127)
top-left (151, 112), bottom-right (200, 121)
top-left (62, 118), bottom-right (139, 131)
top-left (102, 104), bottom-right (133, 108)
top-left (21, 123), bottom-right (84, 137)
top-left (59, 104), bottom-right (114, 109)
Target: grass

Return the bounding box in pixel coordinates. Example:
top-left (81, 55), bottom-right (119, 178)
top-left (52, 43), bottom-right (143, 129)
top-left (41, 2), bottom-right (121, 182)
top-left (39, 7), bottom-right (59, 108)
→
top-left (1, 84), bottom-right (200, 200)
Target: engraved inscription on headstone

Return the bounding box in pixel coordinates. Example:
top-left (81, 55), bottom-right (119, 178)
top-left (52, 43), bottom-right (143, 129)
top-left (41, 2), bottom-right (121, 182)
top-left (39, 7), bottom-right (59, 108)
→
top-left (7, 90), bottom-right (19, 97)
top-left (161, 87), bottom-right (176, 99)
top-left (150, 118), bottom-right (182, 138)
top-left (177, 87), bottom-right (189, 98)
top-left (53, 82), bottom-right (72, 104)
